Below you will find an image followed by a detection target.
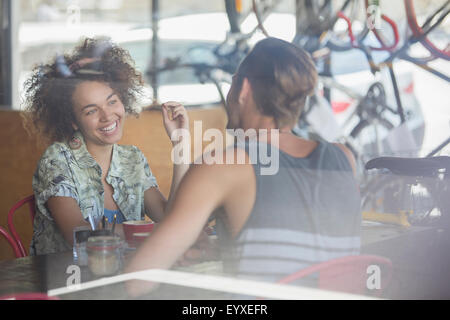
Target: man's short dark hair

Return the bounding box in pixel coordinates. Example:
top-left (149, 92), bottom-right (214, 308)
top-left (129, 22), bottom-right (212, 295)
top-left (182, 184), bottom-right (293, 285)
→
top-left (237, 37), bottom-right (318, 128)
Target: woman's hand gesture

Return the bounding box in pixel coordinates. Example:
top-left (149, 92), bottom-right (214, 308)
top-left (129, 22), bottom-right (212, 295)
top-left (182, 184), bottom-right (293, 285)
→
top-left (161, 101), bottom-right (189, 145)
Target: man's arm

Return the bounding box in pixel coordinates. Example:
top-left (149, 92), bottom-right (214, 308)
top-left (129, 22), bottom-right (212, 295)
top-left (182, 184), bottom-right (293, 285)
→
top-left (126, 163), bottom-right (229, 272)
top-left (143, 159), bottom-right (190, 223)
top-left (143, 102), bottom-right (190, 222)
top-left (124, 147), bottom-right (254, 296)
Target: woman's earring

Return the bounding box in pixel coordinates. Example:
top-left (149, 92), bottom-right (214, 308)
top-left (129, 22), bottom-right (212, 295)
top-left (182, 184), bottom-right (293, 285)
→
top-left (69, 136), bottom-right (82, 150)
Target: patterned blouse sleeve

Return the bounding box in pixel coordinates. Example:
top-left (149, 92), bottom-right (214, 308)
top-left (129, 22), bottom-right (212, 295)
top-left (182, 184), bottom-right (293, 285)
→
top-left (139, 150), bottom-right (159, 192)
top-left (32, 150), bottom-right (79, 221)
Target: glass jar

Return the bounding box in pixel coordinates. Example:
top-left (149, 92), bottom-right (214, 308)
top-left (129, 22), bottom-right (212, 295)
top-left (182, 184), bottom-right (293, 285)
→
top-left (86, 236), bottom-right (123, 276)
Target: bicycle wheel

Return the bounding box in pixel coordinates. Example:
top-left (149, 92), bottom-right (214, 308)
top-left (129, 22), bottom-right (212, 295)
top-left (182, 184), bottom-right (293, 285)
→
top-left (404, 0), bottom-right (450, 60)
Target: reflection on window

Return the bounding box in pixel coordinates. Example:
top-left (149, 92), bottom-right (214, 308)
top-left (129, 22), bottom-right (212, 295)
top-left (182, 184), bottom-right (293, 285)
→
top-left (16, 0), bottom-right (228, 109)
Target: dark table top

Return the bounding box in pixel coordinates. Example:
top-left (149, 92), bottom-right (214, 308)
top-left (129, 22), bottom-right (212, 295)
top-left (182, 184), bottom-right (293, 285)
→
top-left (0, 249), bottom-right (231, 300)
top-left (1, 223), bottom-right (450, 299)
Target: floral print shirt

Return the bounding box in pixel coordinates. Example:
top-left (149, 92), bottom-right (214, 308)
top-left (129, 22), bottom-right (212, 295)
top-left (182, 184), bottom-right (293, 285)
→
top-left (30, 131), bottom-right (158, 255)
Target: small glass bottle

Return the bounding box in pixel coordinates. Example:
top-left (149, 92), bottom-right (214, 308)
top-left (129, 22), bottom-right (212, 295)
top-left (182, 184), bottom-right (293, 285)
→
top-left (86, 236), bottom-right (123, 276)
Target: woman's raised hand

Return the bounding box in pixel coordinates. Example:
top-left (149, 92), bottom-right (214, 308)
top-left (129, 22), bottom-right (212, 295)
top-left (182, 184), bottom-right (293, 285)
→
top-left (161, 101), bottom-right (189, 145)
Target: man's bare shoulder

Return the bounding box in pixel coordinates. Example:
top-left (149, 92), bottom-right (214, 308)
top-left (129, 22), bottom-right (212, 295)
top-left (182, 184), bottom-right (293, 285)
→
top-left (189, 147), bottom-right (253, 179)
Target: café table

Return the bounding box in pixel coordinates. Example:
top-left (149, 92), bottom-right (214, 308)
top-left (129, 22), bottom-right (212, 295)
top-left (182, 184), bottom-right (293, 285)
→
top-left (0, 250), bottom-right (372, 300)
top-left (360, 221), bottom-right (450, 299)
top-left (1, 222), bottom-right (449, 299)
top-left (0, 248), bottom-right (231, 300)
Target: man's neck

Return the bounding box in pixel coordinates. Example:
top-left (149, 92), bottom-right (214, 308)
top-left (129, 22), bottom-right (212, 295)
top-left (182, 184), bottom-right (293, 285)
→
top-left (241, 115), bottom-right (275, 132)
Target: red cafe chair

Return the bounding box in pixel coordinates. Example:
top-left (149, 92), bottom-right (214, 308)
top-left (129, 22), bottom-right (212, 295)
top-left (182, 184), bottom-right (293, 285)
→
top-left (0, 226), bottom-right (22, 259)
top-left (277, 255), bottom-right (393, 297)
top-left (7, 195), bottom-right (36, 257)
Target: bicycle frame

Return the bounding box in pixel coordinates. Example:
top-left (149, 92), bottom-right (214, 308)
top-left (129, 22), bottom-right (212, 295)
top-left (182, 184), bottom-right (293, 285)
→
top-left (300, 77), bottom-right (399, 175)
top-left (311, 1), bottom-right (449, 82)
top-left (426, 135), bottom-right (450, 158)
top-left (404, 0), bottom-right (450, 61)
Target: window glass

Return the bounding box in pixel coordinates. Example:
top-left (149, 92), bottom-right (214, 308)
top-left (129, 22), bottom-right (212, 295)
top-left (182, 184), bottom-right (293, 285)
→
top-left (16, 0), bottom-right (228, 109)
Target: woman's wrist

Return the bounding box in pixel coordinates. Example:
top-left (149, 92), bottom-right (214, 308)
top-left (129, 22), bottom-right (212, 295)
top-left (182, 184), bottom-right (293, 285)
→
top-left (170, 129), bottom-right (189, 147)
top-left (171, 139), bottom-right (183, 147)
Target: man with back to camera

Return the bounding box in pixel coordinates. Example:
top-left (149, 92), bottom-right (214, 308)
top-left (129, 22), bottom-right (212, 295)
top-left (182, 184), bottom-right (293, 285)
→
top-left (124, 37), bottom-right (361, 297)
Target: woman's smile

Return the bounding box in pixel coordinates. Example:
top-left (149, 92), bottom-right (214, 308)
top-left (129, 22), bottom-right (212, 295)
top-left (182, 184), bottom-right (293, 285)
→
top-left (99, 120), bottom-right (119, 134)
top-left (72, 81), bottom-right (126, 147)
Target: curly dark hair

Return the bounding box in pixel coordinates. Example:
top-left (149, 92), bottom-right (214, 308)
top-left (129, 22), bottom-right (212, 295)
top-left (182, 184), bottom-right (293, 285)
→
top-left (23, 37), bottom-right (144, 143)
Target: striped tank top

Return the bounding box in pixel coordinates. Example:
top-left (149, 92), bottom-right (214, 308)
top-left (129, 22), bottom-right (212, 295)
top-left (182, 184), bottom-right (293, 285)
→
top-left (216, 139), bottom-right (361, 285)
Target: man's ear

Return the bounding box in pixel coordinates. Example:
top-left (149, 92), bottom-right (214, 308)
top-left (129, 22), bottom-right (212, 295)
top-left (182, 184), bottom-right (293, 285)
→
top-left (238, 77), bottom-right (252, 105)
top-left (72, 122), bottom-right (79, 131)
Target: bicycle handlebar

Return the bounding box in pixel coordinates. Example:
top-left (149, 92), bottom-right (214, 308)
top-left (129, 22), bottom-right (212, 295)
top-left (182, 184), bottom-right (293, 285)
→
top-left (336, 10), bottom-right (400, 52)
top-left (371, 14), bottom-right (400, 52)
top-left (364, 0), bottom-right (400, 52)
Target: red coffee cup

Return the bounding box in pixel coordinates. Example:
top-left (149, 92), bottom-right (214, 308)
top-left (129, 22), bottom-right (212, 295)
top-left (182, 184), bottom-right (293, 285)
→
top-left (123, 220), bottom-right (154, 246)
top-left (132, 232), bottom-right (151, 247)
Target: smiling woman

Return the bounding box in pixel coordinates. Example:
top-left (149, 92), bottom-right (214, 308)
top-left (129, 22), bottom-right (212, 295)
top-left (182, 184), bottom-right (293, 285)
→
top-left (22, 37), bottom-right (190, 255)
top-left (71, 81), bottom-right (126, 148)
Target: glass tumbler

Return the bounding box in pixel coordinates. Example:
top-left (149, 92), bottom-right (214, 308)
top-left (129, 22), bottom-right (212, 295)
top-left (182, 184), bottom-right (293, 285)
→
top-left (73, 226), bottom-right (92, 266)
top-left (86, 235), bottom-right (123, 276)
